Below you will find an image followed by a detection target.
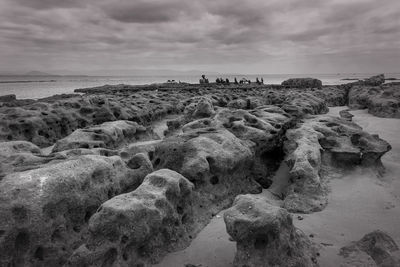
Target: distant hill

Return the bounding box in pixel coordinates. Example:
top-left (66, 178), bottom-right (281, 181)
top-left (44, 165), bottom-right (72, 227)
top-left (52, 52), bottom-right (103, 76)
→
top-left (24, 71), bottom-right (59, 76)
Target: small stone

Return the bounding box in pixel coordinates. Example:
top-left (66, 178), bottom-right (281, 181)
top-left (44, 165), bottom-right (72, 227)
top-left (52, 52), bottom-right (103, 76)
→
top-left (297, 215), bottom-right (304, 220)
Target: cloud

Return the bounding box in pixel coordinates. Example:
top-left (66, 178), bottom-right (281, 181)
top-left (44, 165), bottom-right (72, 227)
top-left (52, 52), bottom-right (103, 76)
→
top-left (12, 0), bottom-right (83, 9)
top-left (103, 0), bottom-right (195, 23)
top-left (0, 0), bottom-right (399, 74)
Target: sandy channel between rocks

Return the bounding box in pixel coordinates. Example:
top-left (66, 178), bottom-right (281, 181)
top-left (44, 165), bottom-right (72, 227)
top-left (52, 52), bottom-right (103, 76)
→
top-left (155, 107), bottom-right (400, 267)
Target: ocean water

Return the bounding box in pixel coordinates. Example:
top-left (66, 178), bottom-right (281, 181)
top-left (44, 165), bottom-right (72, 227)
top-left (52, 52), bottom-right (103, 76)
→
top-left (0, 73), bottom-right (399, 99)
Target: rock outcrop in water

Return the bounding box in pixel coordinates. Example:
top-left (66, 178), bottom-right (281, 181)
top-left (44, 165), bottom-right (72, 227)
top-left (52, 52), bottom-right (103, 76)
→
top-left (282, 78), bottom-right (322, 89)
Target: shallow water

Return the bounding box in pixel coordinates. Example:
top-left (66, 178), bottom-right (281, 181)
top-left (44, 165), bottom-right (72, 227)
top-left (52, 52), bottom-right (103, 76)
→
top-left (3, 73), bottom-right (397, 99)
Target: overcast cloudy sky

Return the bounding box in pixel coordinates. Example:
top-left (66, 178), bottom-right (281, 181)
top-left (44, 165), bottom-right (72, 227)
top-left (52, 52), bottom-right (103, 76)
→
top-left (0, 0), bottom-right (399, 75)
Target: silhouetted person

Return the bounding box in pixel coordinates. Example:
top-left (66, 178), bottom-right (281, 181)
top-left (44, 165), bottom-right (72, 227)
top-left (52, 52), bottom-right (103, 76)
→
top-left (256, 77), bottom-right (260, 84)
top-left (200, 74), bottom-right (209, 84)
top-left (234, 77), bottom-right (239, 85)
top-left (225, 78), bottom-right (230, 84)
top-left (261, 78), bottom-right (264, 84)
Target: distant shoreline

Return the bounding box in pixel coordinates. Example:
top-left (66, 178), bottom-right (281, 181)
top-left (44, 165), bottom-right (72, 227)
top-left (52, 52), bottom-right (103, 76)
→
top-left (0, 80), bottom-right (57, 83)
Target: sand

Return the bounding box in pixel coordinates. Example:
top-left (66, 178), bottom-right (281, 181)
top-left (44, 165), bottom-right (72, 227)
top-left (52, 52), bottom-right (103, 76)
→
top-left (153, 210), bottom-right (235, 267)
top-left (155, 107), bottom-right (400, 267)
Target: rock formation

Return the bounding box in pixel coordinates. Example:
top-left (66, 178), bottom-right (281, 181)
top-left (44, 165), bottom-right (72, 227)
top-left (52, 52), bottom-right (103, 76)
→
top-left (283, 115), bottom-right (391, 213)
top-left (52, 120), bottom-right (155, 153)
top-left (0, 74), bottom-right (396, 266)
top-left (340, 230), bottom-right (400, 267)
top-left (0, 155), bottom-right (152, 266)
top-left (66, 169), bottom-right (194, 267)
top-left (282, 78), bottom-right (322, 89)
top-left (224, 194), bottom-right (318, 267)
top-left (349, 83), bottom-right (400, 118)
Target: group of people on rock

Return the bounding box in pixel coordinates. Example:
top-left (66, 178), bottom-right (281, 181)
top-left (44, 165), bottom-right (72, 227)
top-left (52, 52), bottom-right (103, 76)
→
top-left (199, 75), bottom-right (209, 84)
top-left (200, 75), bottom-right (264, 85)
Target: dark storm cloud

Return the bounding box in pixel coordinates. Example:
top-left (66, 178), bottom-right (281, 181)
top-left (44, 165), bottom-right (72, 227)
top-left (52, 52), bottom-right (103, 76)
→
top-left (207, 0), bottom-right (268, 27)
top-left (0, 0), bottom-right (399, 74)
top-left (12, 0), bottom-right (83, 9)
top-left (103, 0), bottom-right (194, 23)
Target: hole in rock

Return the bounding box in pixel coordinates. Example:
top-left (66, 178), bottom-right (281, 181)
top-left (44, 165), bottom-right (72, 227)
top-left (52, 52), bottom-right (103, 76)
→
top-left (51, 229), bottom-right (63, 243)
top-left (326, 122), bottom-right (339, 128)
top-left (148, 151), bottom-right (154, 161)
top-left (84, 208), bottom-right (96, 223)
top-left (15, 231), bottom-right (30, 255)
top-left (121, 235), bottom-right (129, 244)
top-left (34, 246), bottom-right (44, 261)
top-left (107, 189), bottom-right (114, 199)
top-left (154, 158), bottom-right (161, 167)
top-left (210, 175), bottom-right (219, 185)
top-left (182, 213), bottom-right (189, 224)
top-left (122, 252), bottom-right (129, 261)
top-left (127, 158), bottom-right (141, 169)
top-left (177, 205), bottom-right (184, 214)
top-left (254, 235), bottom-right (269, 249)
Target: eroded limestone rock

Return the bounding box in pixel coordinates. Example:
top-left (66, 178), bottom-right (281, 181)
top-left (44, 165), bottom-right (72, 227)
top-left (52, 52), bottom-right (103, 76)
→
top-left (282, 78), bottom-right (322, 89)
top-left (0, 154), bottom-right (152, 266)
top-left (349, 83), bottom-right (400, 118)
top-left (67, 169), bottom-right (194, 267)
top-left (283, 116), bottom-right (391, 213)
top-left (52, 120), bottom-right (154, 153)
top-left (224, 194), bottom-right (318, 267)
top-left (340, 230), bottom-right (400, 267)
top-left (0, 141), bottom-right (62, 178)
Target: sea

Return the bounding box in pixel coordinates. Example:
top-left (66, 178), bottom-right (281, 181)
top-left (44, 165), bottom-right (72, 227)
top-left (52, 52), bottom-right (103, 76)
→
top-left (1, 73), bottom-right (399, 100)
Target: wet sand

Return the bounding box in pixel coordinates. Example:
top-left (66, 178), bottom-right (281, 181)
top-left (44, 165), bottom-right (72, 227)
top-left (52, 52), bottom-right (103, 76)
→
top-left (154, 210), bottom-right (235, 267)
top-left (155, 108), bottom-right (400, 267)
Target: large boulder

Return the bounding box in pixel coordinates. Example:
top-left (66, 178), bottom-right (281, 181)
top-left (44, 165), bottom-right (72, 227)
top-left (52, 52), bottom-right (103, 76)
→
top-left (362, 74), bottom-right (385, 86)
top-left (67, 169), bottom-right (194, 267)
top-left (0, 154), bottom-right (152, 266)
top-left (0, 94), bottom-right (17, 102)
top-left (340, 230), bottom-right (400, 266)
top-left (224, 194), bottom-right (318, 267)
top-left (282, 78), bottom-right (322, 89)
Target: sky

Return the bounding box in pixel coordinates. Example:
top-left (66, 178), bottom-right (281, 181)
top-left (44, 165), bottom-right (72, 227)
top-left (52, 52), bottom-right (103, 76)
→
top-left (0, 0), bottom-right (399, 75)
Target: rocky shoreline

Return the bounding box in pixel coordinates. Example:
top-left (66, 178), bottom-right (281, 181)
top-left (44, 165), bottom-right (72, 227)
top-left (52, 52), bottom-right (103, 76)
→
top-left (0, 75), bottom-right (399, 266)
